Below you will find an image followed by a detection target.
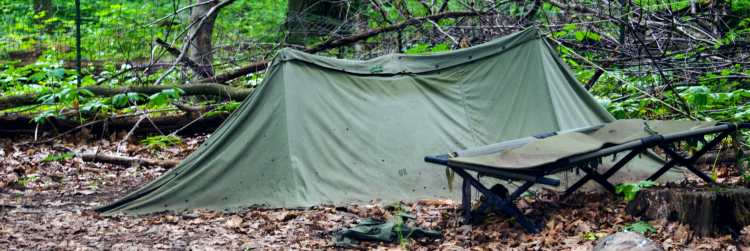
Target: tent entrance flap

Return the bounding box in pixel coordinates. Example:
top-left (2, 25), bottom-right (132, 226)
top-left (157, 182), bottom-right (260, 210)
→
top-left (99, 29), bottom-right (654, 215)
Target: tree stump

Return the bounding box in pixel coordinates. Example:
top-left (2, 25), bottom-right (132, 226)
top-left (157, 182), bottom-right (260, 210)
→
top-left (626, 187), bottom-right (750, 236)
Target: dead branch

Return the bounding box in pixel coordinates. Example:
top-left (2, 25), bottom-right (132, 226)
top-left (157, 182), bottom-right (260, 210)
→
top-left (155, 38), bottom-right (212, 78)
top-left (80, 152), bottom-right (179, 168)
top-left (198, 10), bottom-right (488, 84)
top-left (197, 60), bottom-right (269, 84)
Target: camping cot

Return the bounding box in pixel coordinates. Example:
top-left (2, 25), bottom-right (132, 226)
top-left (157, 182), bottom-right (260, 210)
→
top-left (425, 119), bottom-right (749, 233)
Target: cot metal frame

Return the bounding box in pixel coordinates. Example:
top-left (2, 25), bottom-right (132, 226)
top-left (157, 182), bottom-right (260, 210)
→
top-left (425, 122), bottom-right (749, 233)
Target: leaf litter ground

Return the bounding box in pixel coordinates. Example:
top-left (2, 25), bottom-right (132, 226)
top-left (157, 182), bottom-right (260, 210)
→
top-left (1, 134), bottom-right (748, 250)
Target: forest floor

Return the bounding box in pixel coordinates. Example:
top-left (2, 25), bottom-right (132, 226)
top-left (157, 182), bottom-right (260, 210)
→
top-left (1, 134), bottom-right (749, 250)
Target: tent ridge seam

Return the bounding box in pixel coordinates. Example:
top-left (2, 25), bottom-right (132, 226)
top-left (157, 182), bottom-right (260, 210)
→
top-left (279, 36), bottom-right (540, 76)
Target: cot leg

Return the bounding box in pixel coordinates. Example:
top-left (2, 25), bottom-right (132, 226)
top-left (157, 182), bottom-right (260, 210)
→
top-left (647, 132), bottom-right (729, 183)
top-left (562, 149), bottom-right (642, 198)
top-left (660, 146), bottom-right (716, 184)
top-left (449, 167), bottom-right (539, 233)
top-left (576, 166), bottom-right (617, 193)
top-left (509, 181), bottom-right (535, 200)
top-left (461, 178), bottom-right (472, 222)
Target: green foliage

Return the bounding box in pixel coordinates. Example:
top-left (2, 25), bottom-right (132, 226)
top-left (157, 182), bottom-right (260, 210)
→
top-left (634, 0), bottom-right (691, 11)
top-left (553, 24), bottom-right (601, 43)
top-left (582, 231), bottom-right (607, 241)
top-left (0, 0), bottom-right (287, 70)
top-left (32, 110), bottom-right (60, 124)
top-left (405, 42), bottom-right (451, 55)
top-left (392, 204), bottom-right (412, 250)
top-left (140, 135), bottom-right (182, 151)
top-left (79, 99), bottom-right (107, 114)
top-left (742, 170), bottom-right (750, 184)
top-left (615, 180), bottom-right (656, 201)
top-left (0, 61), bottom-right (68, 94)
top-left (623, 221), bottom-right (657, 234)
top-left (205, 101), bottom-right (241, 118)
top-left (680, 86), bottom-right (750, 121)
top-left (112, 92), bottom-right (146, 108)
top-left (37, 86), bottom-right (94, 106)
top-left (147, 88), bottom-right (185, 107)
top-left (16, 175), bottom-right (39, 188)
top-left (42, 152), bottom-right (75, 163)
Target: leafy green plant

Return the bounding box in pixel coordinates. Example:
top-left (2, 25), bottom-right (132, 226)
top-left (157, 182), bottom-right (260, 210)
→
top-left (582, 231), bottom-right (607, 241)
top-left (623, 221), bottom-right (656, 234)
top-left (552, 23), bottom-right (601, 42)
top-left (41, 151), bottom-right (75, 162)
top-left (111, 92), bottom-right (146, 108)
top-left (741, 168), bottom-right (750, 184)
top-left (405, 42), bottom-right (451, 55)
top-left (16, 175), bottom-right (39, 188)
top-left (392, 204), bottom-right (412, 250)
top-left (37, 86), bottom-right (95, 107)
top-left (32, 110), bottom-right (60, 124)
top-left (80, 98), bottom-right (111, 114)
top-left (148, 88), bottom-right (185, 107)
top-left (205, 101), bottom-right (241, 118)
top-left (140, 135), bottom-right (182, 150)
top-left (615, 180), bottom-right (656, 201)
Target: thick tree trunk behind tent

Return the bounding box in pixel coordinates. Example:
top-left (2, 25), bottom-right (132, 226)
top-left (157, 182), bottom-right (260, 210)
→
top-left (33, 0), bottom-right (54, 55)
top-left (33, 0), bottom-right (54, 24)
top-left (285, 0), bottom-right (353, 45)
top-left (188, 0), bottom-right (217, 77)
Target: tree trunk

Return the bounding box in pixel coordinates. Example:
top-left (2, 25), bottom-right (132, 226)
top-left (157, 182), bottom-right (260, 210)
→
top-left (627, 187), bottom-right (750, 237)
top-left (33, 0), bottom-right (54, 26)
top-left (33, 0), bottom-right (54, 57)
top-left (188, 0), bottom-right (218, 77)
top-left (285, 0), bottom-right (351, 45)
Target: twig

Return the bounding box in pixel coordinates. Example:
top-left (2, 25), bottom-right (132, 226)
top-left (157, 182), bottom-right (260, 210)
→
top-left (117, 114), bottom-right (146, 154)
top-left (548, 38), bottom-right (696, 119)
top-left (427, 19), bottom-right (459, 45)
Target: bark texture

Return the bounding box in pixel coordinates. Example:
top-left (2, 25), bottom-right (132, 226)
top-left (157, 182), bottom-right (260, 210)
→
top-left (188, 0), bottom-right (218, 77)
top-left (627, 187), bottom-right (750, 236)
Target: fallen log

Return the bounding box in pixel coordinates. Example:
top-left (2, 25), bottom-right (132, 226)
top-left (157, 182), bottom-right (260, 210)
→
top-left (697, 150), bottom-right (750, 164)
top-left (626, 187), bottom-right (750, 236)
top-left (81, 152), bottom-right (179, 168)
top-left (0, 110), bottom-right (230, 137)
top-left (0, 83), bottom-right (252, 110)
top-left (197, 60), bottom-right (269, 84)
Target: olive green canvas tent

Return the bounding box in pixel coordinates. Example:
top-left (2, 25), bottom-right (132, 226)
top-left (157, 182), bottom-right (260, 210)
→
top-left (98, 29), bottom-right (669, 215)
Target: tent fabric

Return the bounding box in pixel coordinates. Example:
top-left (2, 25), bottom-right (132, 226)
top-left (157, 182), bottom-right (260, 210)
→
top-left (451, 119), bottom-right (716, 170)
top-left (98, 29), bottom-right (664, 215)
